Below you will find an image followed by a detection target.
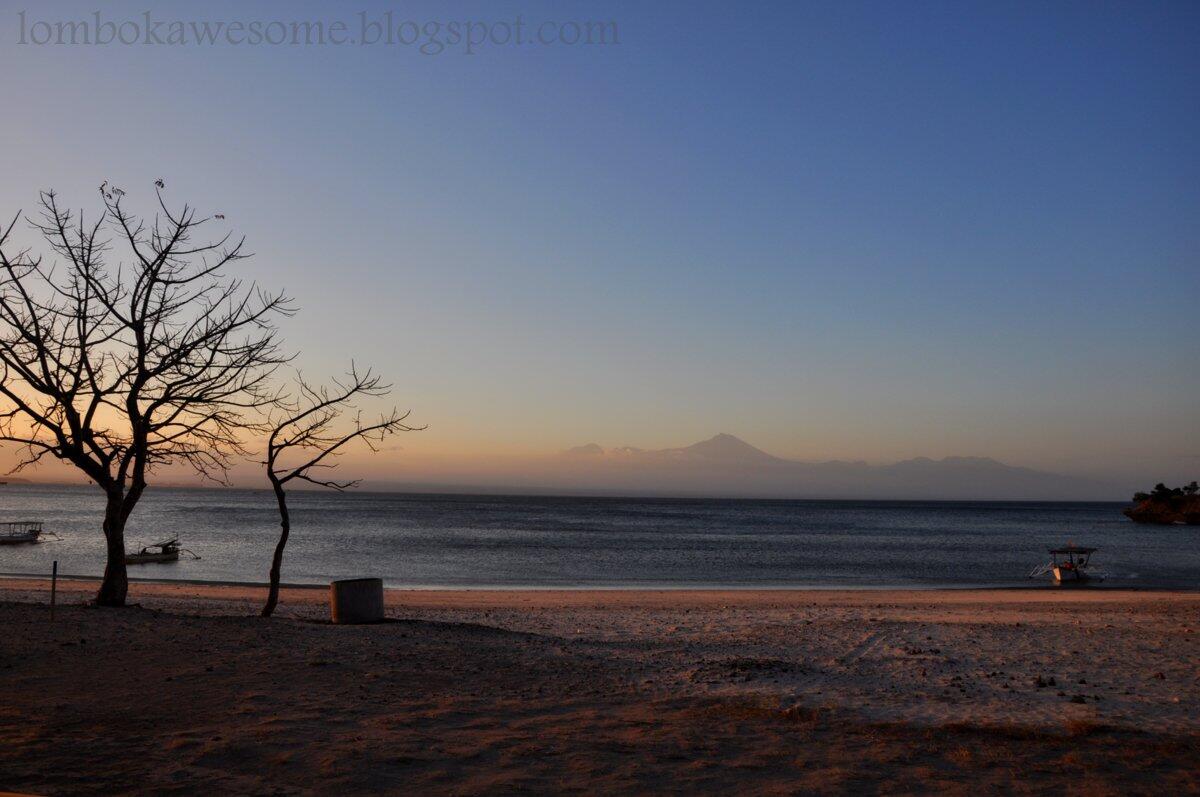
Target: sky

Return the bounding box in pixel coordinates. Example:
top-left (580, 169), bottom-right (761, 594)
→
top-left (0, 0), bottom-right (1197, 490)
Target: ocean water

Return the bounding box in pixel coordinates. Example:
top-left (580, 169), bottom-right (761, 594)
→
top-left (0, 483), bottom-right (1194, 589)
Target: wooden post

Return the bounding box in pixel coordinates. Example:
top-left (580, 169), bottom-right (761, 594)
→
top-left (330, 578), bottom-right (384, 624)
top-left (50, 560), bottom-right (58, 621)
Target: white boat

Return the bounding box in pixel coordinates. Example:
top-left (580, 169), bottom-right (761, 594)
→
top-left (1029, 545), bottom-right (1103, 585)
top-left (0, 521), bottom-right (49, 544)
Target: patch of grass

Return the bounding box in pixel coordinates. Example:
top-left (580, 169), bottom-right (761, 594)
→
top-left (945, 746), bottom-right (974, 766)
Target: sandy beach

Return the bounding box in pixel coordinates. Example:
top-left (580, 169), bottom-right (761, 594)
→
top-left (2, 580), bottom-right (1198, 794)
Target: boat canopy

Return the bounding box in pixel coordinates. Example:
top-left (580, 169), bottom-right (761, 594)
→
top-left (2, 521), bottom-right (43, 534)
top-left (1048, 545), bottom-right (1096, 554)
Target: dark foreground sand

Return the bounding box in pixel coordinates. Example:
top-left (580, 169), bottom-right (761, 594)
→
top-left (1, 580), bottom-right (1198, 795)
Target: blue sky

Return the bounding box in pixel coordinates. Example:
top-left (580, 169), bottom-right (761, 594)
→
top-left (0, 0), bottom-right (1196, 484)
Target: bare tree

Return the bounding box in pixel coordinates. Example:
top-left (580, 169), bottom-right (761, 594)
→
top-left (0, 185), bottom-right (291, 606)
top-left (262, 366), bottom-right (421, 617)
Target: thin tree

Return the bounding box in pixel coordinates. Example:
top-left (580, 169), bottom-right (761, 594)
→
top-left (262, 366), bottom-right (421, 617)
top-left (0, 185), bottom-right (291, 606)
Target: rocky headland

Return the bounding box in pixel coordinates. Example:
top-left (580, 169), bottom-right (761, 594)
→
top-left (1123, 482), bottom-right (1200, 525)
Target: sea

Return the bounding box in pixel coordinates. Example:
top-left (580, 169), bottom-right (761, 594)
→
top-left (1, 483), bottom-right (1195, 589)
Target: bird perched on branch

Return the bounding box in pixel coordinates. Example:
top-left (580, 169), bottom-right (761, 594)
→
top-left (154, 179), bottom-right (165, 189)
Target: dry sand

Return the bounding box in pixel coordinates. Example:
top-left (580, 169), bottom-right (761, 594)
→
top-left (1, 579), bottom-right (1198, 794)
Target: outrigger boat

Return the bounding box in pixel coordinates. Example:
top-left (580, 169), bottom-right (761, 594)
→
top-left (0, 521), bottom-right (58, 545)
top-left (125, 538), bottom-right (199, 565)
top-left (1029, 545), bottom-right (1103, 585)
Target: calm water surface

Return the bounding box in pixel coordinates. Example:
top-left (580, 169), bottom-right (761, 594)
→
top-left (1, 484), bottom-right (1194, 588)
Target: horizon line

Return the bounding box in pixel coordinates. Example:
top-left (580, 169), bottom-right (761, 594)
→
top-left (1, 478), bottom-right (1130, 504)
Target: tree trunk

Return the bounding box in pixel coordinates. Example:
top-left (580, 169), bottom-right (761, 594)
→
top-left (262, 479), bottom-right (290, 617)
top-left (95, 491), bottom-right (128, 607)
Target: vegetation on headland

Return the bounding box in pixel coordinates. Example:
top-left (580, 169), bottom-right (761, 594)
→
top-left (1124, 482), bottom-right (1200, 525)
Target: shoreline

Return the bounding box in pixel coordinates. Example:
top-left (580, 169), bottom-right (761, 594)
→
top-left (4, 576), bottom-right (1198, 613)
top-left (4, 572), bottom-right (1196, 595)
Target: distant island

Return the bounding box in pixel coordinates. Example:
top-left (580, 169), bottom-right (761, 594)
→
top-left (555, 434), bottom-right (1120, 501)
top-left (1124, 482), bottom-right (1200, 525)
top-left (344, 433), bottom-right (1124, 500)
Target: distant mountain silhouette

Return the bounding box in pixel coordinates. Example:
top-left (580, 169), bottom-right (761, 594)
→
top-left (564, 443), bottom-right (605, 457)
top-left (557, 435), bottom-right (1119, 500)
top-left (672, 433), bottom-right (789, 465)
top-left (567, 434), bottom-right (785, 464)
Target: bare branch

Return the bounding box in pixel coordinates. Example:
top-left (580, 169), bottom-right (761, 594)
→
top-left (0, 182), bottom-right (293, 606)
top-left (260, 365), bottom-right (423, 616)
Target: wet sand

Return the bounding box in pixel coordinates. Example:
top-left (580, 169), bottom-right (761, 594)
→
top-left (1, 580), bottom-right (1197, 794)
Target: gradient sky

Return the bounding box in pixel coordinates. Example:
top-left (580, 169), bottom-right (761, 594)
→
top-left (1, 0), bottom-right (1197, 486)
